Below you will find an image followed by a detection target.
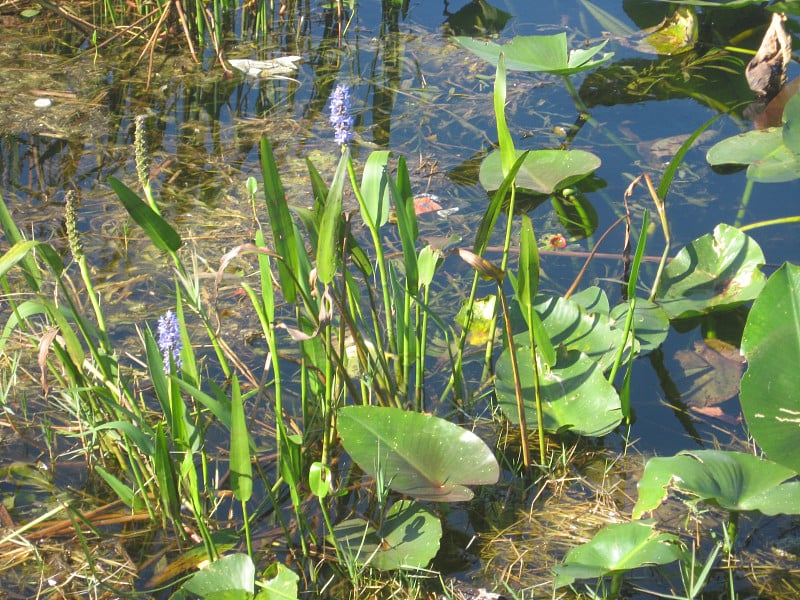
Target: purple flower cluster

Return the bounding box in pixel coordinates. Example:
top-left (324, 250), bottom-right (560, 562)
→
top-left (157, 310), bottom-right (182, 374)
top-left (329, 84), bottom-right (354, 146)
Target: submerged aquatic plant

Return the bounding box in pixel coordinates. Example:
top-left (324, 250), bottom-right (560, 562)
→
top-left (157, 310), bottom-right (182, 373)
top-left (329, 84), bottom-right (354, 146)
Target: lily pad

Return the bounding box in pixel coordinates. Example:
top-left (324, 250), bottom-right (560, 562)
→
top-left (609, 298), bottom-right (670, 355)
top-left (454, 33), bottom-right (613, 75)
top-left (175, 553), bottom-right (254, 600)
top-left (534, 292), bottom-right (634, 371)
top-left (554, 520), bottom-right (684, 589)
top-left (633, 450), bottom-right (800, 519)
top-left (495, 347), bottom-right (622, 437)
top-left (655, 224), bottom-right (766, 319)
top-left (706, 128), bottom-right (800, 182)
top-left (740, 263), bottom-right (800, 473)
top-left (479, 149), bottom-right (601, 194)
top-left (707, 94), bottom-right (800, 182)
top-left (332, 500), bottom-right (441, 571)
top-left (337, 406), bottom-right (499, 502)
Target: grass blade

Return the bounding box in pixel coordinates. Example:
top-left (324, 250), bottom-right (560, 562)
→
top-left (230, 375), bottom-right (252, 502)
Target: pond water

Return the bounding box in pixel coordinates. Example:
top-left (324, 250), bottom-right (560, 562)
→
top-left (1, 0), bottom-right (799, 597)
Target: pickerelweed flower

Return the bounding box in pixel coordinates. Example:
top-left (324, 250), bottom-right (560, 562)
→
top-left (329, 84), bottom-right (354, 146)
top-left (157, 310), bottom-right (182, 374)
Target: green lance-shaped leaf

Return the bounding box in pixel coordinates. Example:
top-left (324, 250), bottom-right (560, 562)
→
top-left (260, 136), bottom-right (299, 303)
top-left (473, 151), bottom-right (529, 256)
top-left (95, 466), bottom-right (139, 510)
top-left (0, 240), bottom-right (63, 279)
top-left (395, 155), bottom-right (417, 241)
top-left (154, 423), bottom-right (181, 525)
top-left (517, 215), bottom-right (555, 366)
top-left (633, 450), bottom-right (800, 519)
top-left (389, 159), bottom-right (419, 294)
top-left (145, 328), bottom-right (171, 421)
top-left (360, 150), bottom-right (393, 228)
top-left (337, 406), bottom-right (499, 502)
top-left (740, 263), bottom-right (800, 473)
top-left (0, 192), bottom-right (41, 291)
top-left (494, 53), bottom-right (516, 175)
top-left (316, 148), bottom-right (349, 285)
top-left (517, 215), bottom-right (539, 315)
top-left (230, 375), bottom-right (253, 502)
top-left (108, 177), bottom-right (182, 252)
top-left (554, 520), bottom-right (684, 589)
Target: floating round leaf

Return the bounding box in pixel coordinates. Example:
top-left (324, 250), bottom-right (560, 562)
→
top-left (495, 346), bottom-right (622, 437)
top-left (554, 520), bottom-right (684, 589)
top-left (655, 224), bottom-right (766, 319)
top-left (337, 406), bottom-right (499, 501)
top-left (479, 149), bottom-right (601, 195)
top-left (332, 500), bottom-right (441, 570)
top-left (633, 450), bottom-right (800, 519)
top-left (454, 33), bottom-right (612, 75)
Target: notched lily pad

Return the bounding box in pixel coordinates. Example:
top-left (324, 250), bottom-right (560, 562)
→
top-left (454, 33), bottom-right (612, 75)
top-left (554, 520), bottom-right (684, 589)
top-left (633, 450), bottom-right (800, 519)
top-left (479, 149), bottom-right (601, 194)
top-left (332, 500), bottom-right (441, 570)
top-left (707, 93), bottom-right (800, 182)
top-left (337, 406), bottom-right (499, 502)
top-left (495, 346), bottom-right (622, 437)
top-left (655, 224), bottom-right (766, 319)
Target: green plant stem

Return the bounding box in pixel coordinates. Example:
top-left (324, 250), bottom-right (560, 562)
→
top-left (241, 500), bottom-right (253, 558)
top-left (561, 75), bottom-right (588, 114)
top-left (725, 512), bottom-right (739, 554)
top-left (346, 158), bottom-right (396, 378)
top-left (480, 187), bottom-right (518, 383)
top-left (525, 316), bottom-right (546, 465)
top-left (321, 319), bottom-right (335, 465)
top-left (739, 215), bottom-right (800, 231)
top-left (318, 496), bottom-right (344, 565)
top-left (74, 254), bottom-right (109, 347)
top-left (415, 286), bottom-right (432, 412)
top-left (734, 178), bottom-right (755, 228)
top-left (648, 177), bottom-right (671, 303)
top-left (609, 571), bottom-right (624, 597)
top-left (497, 289), bottom-right (530, 468)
